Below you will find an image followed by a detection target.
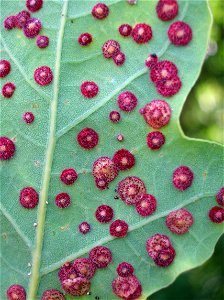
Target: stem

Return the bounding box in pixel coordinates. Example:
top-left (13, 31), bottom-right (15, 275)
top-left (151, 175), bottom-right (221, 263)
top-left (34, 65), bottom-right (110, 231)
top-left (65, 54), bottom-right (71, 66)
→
top-left (27, 1), bottom-right (68, 298)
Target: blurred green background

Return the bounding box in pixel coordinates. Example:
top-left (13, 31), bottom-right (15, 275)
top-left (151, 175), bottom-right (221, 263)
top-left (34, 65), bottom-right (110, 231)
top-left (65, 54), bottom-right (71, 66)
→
top-left (150, 0), bottom-right (224, 299)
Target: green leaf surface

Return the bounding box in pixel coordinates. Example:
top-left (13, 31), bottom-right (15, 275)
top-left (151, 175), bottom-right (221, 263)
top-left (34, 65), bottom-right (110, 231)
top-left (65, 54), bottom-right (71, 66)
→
top-left (0, 0), bottom-right (223, 299)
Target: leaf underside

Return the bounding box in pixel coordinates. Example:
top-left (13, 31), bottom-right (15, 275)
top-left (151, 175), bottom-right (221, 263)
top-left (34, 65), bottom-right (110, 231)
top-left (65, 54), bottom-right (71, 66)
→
top-left (0, 0), bottom-right (223, 299)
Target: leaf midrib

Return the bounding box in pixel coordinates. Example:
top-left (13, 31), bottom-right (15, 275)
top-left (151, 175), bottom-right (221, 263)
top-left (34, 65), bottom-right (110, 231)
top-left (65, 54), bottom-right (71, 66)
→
top-left (27, 1), bottom-right (69, 299)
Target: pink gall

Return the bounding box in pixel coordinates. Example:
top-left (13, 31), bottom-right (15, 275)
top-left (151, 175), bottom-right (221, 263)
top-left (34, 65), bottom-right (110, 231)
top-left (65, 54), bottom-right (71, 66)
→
top-left (146, 131), bottom-right (165, 150)
top-left (172, 166), bottom-right (194, 191)
top-left (78, 33), bottom-right (93, 46)
top-left (113, 52), bottom-right (126, 66)
top-left (140, 100), bottom-right (171, 129)
top-left (0, 60), bottom-right (11, 78)
top-left (22, 112), bottom-right (35, 124)
top-left (118, 91), bottom-right (138, 112)
top-left (0, 137), bottom-right (16, 160)
top-left (92, 156), bottom-right (118, 183)
top-left (73, 258), bottom-right (96, 280)
top-left (146, 233), bottom-right (172, 260)
top-left (150, 60), bottom-right (178, 83)
top-left (135, 194), bottom-right (157, 217)
top-left (168, 21), bottom-right (192, 46)
top-left (2, 82), bottom-right (16, 98)
top-left (55, 192), bottom-right (71, 208)
top-left (60, 168), bottom-right (78, 185)
top-left (208, 206), bottom-right (224, 224)
top-left (117, 176), bottom-right (147, 205)
top-left (77, 127), bottom-right (99, 149)
top-left (112, 275), bottom-right (141, 299)
top-left (112, 149), bottom-right (135, 171)
top-left (19, 187), bottom-right (39, 209)
top-left (6, 284), bottom-right (26, 300)
top-left (116, 262), bottom-right (134, 277)
top-left (156, 76), bottom-right (182, 97)
top-left (166, 208), bottom-right (194, 234)
top-left (145, 54), bottom-right (158, 69)
top-left (16, 10), bottom-right (30, 28)
top-left (216, 187), bottom-right (224, 206)
top-left (102, 40), bottom-right (120, 58)
top-left (41, 289), bottom-right (65, 300)
top-left (109, 111), bottom-right (121, 123)
top-left (78, 222), bottom-right (91, 235)
top-left (131, 23), bottom-right (152, 44)
top-left (110, 219), bottom-right (128, 237)
top-left (58, 262), bottom-right (78, 282)
top-left (118, 24), bottom-right (132, 37)
top-left (92, 3), bottom-right (109, 20)
top-left (61, 277), bottom-right (91, 296)
top-left (94, 178), bottom-right (109, 190)
top-left (154, 246), bottom-right (176, 267)
top-left (3, 16), bottom-right (17, 30)
top-left (26, 0), bottom-right (43, 12)
top-left (36, 36), bottom-right (49, 48)
top-left (34, 66), bottom-right (53, 86)
top-left (95, 205), bottom-right (114, 223)
top-left (156, 0), bottom-right (178, 21)
top-left (80, 81), bottom-right (99, 98)
top-left (23, 18), bottom-right (42, 38)
top-left (89, 246), bottom-right (112, 269)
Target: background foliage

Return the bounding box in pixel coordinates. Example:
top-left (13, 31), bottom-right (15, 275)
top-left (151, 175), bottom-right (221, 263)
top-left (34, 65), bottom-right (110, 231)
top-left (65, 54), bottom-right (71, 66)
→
top-left (151, 0), bottom-right (224, 299)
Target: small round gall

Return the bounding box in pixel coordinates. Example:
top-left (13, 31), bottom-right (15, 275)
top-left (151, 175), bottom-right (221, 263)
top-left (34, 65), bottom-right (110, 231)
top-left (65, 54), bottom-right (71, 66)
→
top-left (60, 168), bottom-right (78, 185)
top-left (34, 66), bottom-right (53, 86)
top-left (0, 60), bottom-right (11, 78)
top-left (19, 187), bottom-right (39, 209)
top-left (117, 176), bottom-right (147, 205)
top-left (3, 16), bottom-right (17, 30)
top-left (118, 24), bottom-right (132, 37)
top-left (2, 82), bottom-right (16, 98)
top-left (26, 0), bottom-right (43, 12)
top-left (166, 208), bottom-right (194, 234)
top-left (78, 222), bottom-right (91, 234)
top-left (55, 192), bottom-right (71, 208)
top-left (89, 246), bottom-right (112, 268)
top-left (78, 33), bottom-right (93, 46)
top-left (0, 137), bottom-right (16, 160)
top-left (6, 284), bottom-right (26, 300)
top-left (172, 166), bottom-right (194, 191)
top-left (113, 52), bottom-right (126, 66)
top-left (216, 187), bottom-right (224, 206)
top-left (109, 111), bottom-right (121, 123)
top-left (135, 194), bottom-right (157, 217)
top-left (102, 40), bottom-right (120, 58)
top-left (23, 112), bottom-right (35, 124)
top-left (168, 21), bottom-right (192, 46)
top-left (36, 35), bottom-right (49, 48)
top-left (145, 54), bottom-right (158, 69)
top-left (77, 128), bottom-right (99, 149)
top-left (146, 131), bottom-right (165, 150)
top-left (16, 10), bottom-right (31, 28)
top-left (23, 17), bottom-right (42, 38)
top-left (112, 149), bottom-right (135, 171)
top-left (156, 0), bottom-right (179, 21)
top-left (117, 91), bottom-right (138, 112)
top-left (41, 289), bottom-right (65, 300)
top-left (208, 206), bottom-right (224, 224)
top-left (92, 3), bottom-right (109, 20)
top-left (80, 81), bottom-right (99, 98)
top-left (109, 219), bottom-right (128, 237)
top-left (116, 262), bottom-right (134, 277)
top-left (95, 205), bottom-right (114, 223)
top-left (140, 100), bottom-right (171, 129)
top-left (131, 23), bottom-right (153, 44)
